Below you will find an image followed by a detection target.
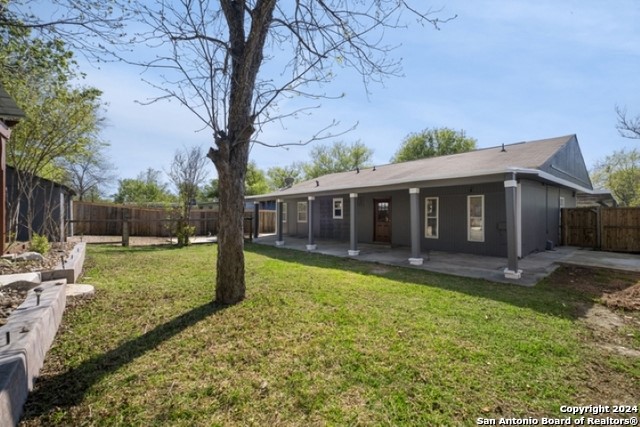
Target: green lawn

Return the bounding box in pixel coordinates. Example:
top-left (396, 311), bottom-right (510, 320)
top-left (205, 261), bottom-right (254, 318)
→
top-left (21, 243), bottom-right (639, 426)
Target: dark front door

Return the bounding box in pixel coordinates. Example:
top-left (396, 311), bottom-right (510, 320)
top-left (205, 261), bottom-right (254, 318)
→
top-left (374, 199), bottom-right (391, 243)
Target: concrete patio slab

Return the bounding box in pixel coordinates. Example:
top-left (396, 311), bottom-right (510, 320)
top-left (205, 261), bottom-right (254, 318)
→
top-left (252, 235), bottom-right (639, 286)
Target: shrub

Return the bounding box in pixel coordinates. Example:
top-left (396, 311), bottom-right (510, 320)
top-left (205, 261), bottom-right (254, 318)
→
top-left (176, 222), bottom-right (195, 246)
top-left (30, 233), bottom-right (51, 254)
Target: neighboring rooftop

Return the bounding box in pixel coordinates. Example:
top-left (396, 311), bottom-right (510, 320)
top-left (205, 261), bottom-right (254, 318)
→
top-left (0, 84), bottom-right (25, 127)
top-left (254, 134), bottom-right (591, 199)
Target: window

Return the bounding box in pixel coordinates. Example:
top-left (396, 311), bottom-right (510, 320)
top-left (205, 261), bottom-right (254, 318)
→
top-left (559, 197), bottom-right (565, 208)
top-left (467, 195), bottom-right (484, 242)
top-left (282, 202), bottom-right (288, 223)
top-left (333, 198), bottom-right (343, 219)
top-left (425, 197), bottom-right (439, 238)
top-left (297, 201), bottom-right (307, 223)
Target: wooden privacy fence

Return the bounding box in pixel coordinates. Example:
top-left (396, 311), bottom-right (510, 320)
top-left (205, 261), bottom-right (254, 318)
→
top-left (561, 207), bottom-right (640, 253)
top-left (72, 201), bottom-right (276, 237)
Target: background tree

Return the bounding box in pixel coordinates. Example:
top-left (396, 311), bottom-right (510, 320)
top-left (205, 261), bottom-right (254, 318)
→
top-left (616, 106), bottom-right (640, 140)
top-left (113, 168), bottom-right (176, 205)
top-left (59, 142), bottom-right (117, 201)
top-left (0, 0), bottom-right (130, 59)
top-left (124, 1), bottom-right (450, 304)
top-left (591, 148), bottom-right (640, 207)
top-left (391, 127), bottom-right (477, 163)
top-left (245, 161), bottom-right (269, 196)
top-left (267, 163), bottom-right (304, 191)
top-left (200, 178), bottom-right (219, 201)
top-left (303, 141), bottom-right (373, 179)
top-left (1, 20), bottom-right (106, 239)
top-left (168, 146), bottom-right (209, 245)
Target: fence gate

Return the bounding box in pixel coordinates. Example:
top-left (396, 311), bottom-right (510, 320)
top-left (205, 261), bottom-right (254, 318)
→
top-left (561, 207), bottom-right (640, 253)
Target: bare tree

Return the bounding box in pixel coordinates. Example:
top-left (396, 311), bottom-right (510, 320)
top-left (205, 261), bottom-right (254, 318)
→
top-left (0, 0), bottom-right (130, 59)
top-left (616, 105), bottom-right (640, 140)
top-left (124, 0), bottom-right (452, 304)
top-left (60, 144), bottom-right (117, 201)
top-left (168, 145), bottom-right (209, 245)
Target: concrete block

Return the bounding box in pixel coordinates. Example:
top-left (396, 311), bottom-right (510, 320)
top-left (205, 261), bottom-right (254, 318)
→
top-left (0, 281), bottom-right (66, 427)
top-left (504, 268), bottom-right (523, 280)
top-left (41, 242), bottom-right (86, 284)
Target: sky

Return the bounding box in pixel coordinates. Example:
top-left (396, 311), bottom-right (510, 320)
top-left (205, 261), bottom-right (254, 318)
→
top-left (75, 0), bottom-right (640, 194)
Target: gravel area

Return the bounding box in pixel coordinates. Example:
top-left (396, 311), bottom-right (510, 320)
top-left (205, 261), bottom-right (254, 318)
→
top-left (0, 242), bottom-right (75, 325)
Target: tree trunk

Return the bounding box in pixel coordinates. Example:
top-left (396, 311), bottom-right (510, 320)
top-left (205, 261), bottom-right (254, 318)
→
top-left (213, 143), bottom-right (249, 305)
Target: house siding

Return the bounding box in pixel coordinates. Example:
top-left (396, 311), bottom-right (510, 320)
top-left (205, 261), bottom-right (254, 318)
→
top-left (354, 190), bottom-right (411, 245)
top-left (316, 195), bottom-right (350, 241)
top-left (288, 198), bottom-right (309, 237)
top-left (278, 178), bottom-right (576, 259)
top-left (539, 136), bottom-right (592, 190)
top-left (520, 179), bottom-right (576, 255)
top-left (419, 182), bottom-right (507, 257)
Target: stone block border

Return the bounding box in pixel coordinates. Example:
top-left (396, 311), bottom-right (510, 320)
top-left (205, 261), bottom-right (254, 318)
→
top-left (0, 241), bottom-right (87, 426)
top-left (0, 281), bottom-right (66, 427)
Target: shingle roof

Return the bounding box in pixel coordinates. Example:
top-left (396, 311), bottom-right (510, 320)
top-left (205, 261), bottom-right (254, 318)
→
top-left (0, 84), bottom-right (25, 127)
top-left (258, 135), bottom-right (579, 198)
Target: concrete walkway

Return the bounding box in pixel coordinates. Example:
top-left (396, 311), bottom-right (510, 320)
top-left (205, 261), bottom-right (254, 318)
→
top-left (252, 235), bottom-right (640, 286)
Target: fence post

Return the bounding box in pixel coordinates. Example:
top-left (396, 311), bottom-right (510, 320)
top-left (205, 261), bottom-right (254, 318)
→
top-left (560, 208), bottom-right (567, 246)
top-left (596, 207), bottom-right (602, 250)
top-left (122, 210), bottom-right (130, 247)
top-left (253, 202), bottom-right (260, 239)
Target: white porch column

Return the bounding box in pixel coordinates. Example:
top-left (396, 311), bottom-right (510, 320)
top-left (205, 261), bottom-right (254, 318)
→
top-left (306, 196), bottom-right (316, 250)
top-left (348, 193), bottom-right (359, 256)
top-left (408, 188), bottom-right (423, 265)
top-left (275, 199), bottom-right (285, 246)
top-left (504, 173), bottom-right (522, 279)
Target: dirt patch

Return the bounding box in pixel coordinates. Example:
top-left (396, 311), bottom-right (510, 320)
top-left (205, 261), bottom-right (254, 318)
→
top-left (544, 266), bottom-right (640, 404)
top-left (545, 266), bottom-right (640, 358)
top-left (546, 266), bottom-right (640, 311)
top-left (602, 283), bottom-right (640, 311)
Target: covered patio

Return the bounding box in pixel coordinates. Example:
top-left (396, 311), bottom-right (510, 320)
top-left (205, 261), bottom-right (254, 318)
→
top-left (252, 234), bottom-right (583, 286)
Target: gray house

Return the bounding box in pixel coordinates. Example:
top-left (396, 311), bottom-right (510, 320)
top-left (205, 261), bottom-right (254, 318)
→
top-left (252, 135), bottom-right (594, 280)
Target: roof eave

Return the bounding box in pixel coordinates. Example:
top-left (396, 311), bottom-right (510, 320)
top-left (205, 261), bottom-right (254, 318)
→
top-left (248, 166), bottom-right (597, 201)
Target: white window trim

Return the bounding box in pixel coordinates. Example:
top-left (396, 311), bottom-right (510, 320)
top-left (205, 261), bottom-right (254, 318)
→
top-left (333, 198), bottom-right (344, 219)
top-left (282, 202), bottom-right (288, 223)
top-left (297, 201), bottom-right (307, 223)
top-left (424, 197), bottom-right (439, 239)
top-left (467, 195), bottom-right (485, 242)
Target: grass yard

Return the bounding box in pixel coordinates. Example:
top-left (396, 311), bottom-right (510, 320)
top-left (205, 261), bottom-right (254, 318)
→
top-left (20, 243), bottom-right (640, 426)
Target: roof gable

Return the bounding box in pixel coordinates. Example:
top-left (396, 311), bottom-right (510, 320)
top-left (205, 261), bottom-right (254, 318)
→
top-left (538, 135), bottom-right (593, 190)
